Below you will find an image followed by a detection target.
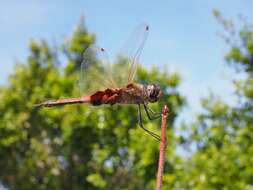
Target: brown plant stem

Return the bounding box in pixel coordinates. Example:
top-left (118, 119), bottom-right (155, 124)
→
top-left (155, 105), bottom-right (169, 190)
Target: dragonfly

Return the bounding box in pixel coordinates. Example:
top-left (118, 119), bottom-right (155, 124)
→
top-left (35, 24), bottom-right (163, 140)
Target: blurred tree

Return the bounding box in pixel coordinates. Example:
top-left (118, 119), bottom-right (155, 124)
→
top-left (0, 18), bottom-right (185, 189)
top-left (178, 10), bottom-right (253, 190)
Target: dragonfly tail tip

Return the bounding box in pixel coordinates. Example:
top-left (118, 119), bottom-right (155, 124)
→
top-left (33, 103), bottom-right (43, 108)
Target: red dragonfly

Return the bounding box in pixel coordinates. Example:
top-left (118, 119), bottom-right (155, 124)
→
top-left (35, 24), bottom-right (163, 140)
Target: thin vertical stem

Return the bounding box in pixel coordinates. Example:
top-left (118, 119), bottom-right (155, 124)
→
top-left (155, 105), bottom-right (169, 190)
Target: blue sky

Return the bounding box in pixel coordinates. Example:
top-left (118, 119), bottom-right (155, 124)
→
top-left (1, 0), bottom-right (253, 123)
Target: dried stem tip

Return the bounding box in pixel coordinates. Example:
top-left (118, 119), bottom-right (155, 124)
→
top-left (162, 105), bottom-right (169, 116)
top-left (155, 105), bottom-right (169, 190)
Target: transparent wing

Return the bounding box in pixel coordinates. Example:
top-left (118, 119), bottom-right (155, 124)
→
top-left (79, 46), bottom-right (116, 95)
top-left (113, 23), bottom-right (149, 87)
top-left (79, 24), bottom-right (149, 95)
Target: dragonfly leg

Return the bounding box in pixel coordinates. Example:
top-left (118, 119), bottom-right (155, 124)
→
top-left (138, 104), bottom-right (160, 141)
top-left (143, 103), bottom-right (161, 120)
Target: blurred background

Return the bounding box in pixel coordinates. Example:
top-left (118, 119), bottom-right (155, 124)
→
top-left (0, 0), bottom-right (252, 189)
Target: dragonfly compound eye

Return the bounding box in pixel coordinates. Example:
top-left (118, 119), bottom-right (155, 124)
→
top-left (146, 84), bottom-right (161, 102)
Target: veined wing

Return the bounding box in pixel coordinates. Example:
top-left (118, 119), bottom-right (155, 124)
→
top-left (79, 46), bottom-right (116, 95)
top-left (113, 23), bottom-right (149, 87)
top-left (79, 24), bottom-right (149, 95)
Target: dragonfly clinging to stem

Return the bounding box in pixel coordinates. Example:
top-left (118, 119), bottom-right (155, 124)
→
top-left (35, 24), bottom-right (163, 140)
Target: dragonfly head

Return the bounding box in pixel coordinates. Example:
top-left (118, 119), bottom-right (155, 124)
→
top-left (146, 84), bottom-right (163, 103)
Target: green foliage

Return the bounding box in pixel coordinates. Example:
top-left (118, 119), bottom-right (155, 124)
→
top-left (0, 18), bottom-right (184, 189)
top-left (177, 11), bottom-right (253, 190)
